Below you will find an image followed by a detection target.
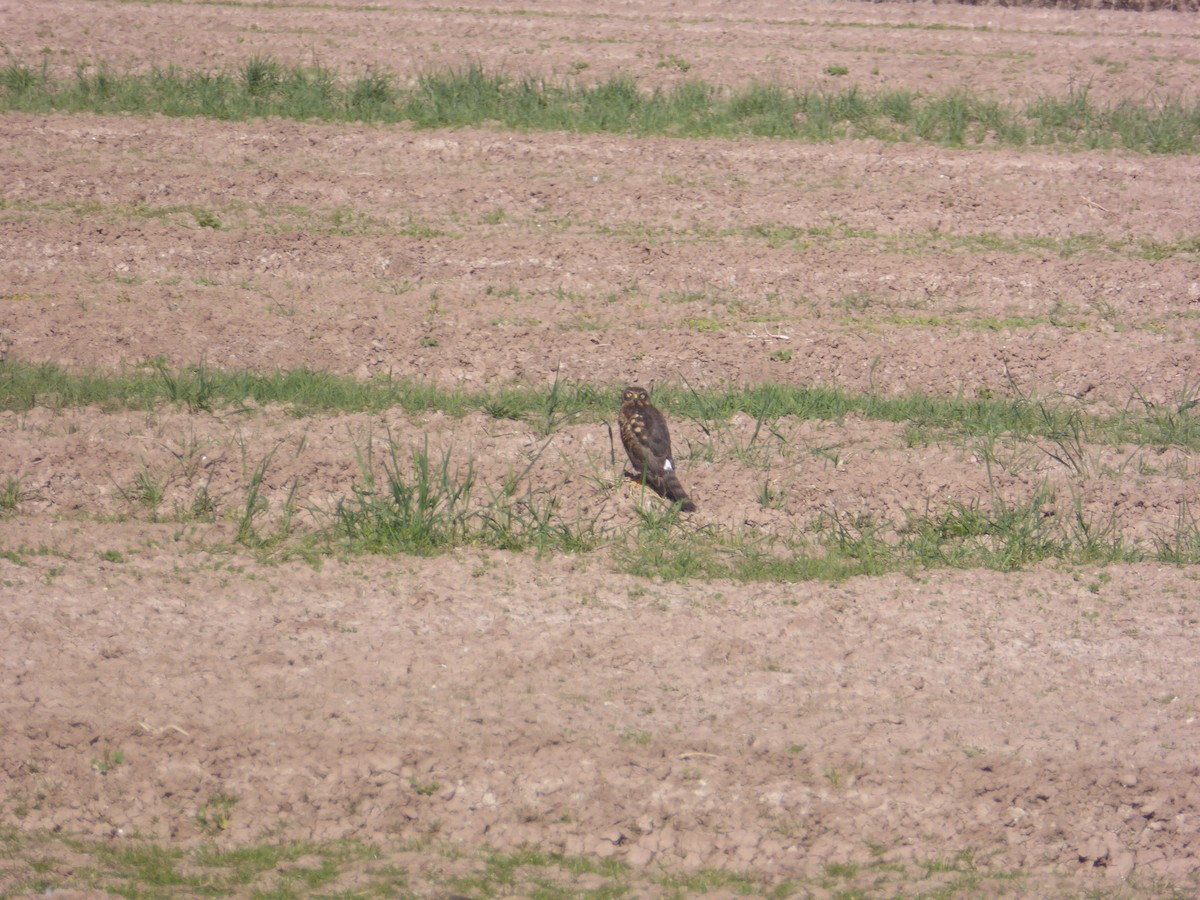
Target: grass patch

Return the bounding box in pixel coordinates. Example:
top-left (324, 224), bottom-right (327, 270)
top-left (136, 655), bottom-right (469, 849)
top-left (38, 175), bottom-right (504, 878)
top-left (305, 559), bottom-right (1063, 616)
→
top-left (5, 832), bottom-right (385, 897)
top-left (2, 60), bottom-right (1198, 152)
top-left (0, 357), bottom-right (475, 417)
top-left (5, 359), bottom-right (1200, 452)
top-left (329, 431), bottom-right (603, 556)
top-left (614, 482), bottom-right (1173, 584)
top-left (334, 434), bottom-right (479, 555)
top-left (450, 846), bottom-right (634, 898)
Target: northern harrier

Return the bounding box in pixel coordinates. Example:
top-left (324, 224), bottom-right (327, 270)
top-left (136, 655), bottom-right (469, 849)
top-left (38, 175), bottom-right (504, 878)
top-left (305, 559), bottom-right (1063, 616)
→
top-left (618, 385), bottom-right (696, 512)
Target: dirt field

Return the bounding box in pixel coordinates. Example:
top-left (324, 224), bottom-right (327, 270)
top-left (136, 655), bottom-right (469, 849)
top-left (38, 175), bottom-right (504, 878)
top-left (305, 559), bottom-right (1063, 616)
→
top-left (3, 0), bottom-right (1200, 896)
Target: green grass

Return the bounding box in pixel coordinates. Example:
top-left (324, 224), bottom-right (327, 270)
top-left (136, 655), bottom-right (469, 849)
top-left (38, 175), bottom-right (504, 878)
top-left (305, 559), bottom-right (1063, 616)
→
top-left (234, 447), bottom-right (300, 550)
top-left (334, 434), bottom-right (478, 555)
top-left (2, 60), bottom-right (1199, 152)
top-left (329, 431), bottom-right (603, 557)
top-left (1, 476), bottom-right (34, 516)
top-left (114, 465), bottom-right (167, 520)
top-left (0, 357), bottom-right (476, 417)
top-left (5, 359), bottom-right (1199, 452)
top-left (614, 482), bottom-right (1189, 584)
top-left (3, 831), bottom-right (387, 897)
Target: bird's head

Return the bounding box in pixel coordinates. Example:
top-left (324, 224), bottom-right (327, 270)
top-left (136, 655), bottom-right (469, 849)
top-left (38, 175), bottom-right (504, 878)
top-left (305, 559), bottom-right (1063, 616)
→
top-left (622, 386), bottom-right (650, 405)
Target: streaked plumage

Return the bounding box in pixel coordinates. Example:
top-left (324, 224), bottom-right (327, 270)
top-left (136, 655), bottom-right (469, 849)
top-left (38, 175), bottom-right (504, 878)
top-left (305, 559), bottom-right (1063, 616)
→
top-left (618, 386), bottom-right (696, 512)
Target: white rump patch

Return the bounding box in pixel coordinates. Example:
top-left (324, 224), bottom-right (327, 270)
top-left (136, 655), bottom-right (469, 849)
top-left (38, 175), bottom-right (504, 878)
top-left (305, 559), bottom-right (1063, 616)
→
top-left (663, 459), bottom-right (673, 471)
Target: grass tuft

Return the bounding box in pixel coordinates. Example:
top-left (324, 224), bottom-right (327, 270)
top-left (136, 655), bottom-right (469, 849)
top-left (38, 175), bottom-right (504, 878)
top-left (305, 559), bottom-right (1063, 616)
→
top-left (330, 431), bottom-right (604, 557)
top-left (1, 477), bottom-right (36, 516)
top-left (335, 433), bottom-right (477, 555)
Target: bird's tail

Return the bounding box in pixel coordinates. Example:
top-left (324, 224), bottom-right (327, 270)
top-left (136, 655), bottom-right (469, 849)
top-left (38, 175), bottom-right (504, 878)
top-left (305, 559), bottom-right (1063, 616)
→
top-left (659, 472), bottom-right (697, 512)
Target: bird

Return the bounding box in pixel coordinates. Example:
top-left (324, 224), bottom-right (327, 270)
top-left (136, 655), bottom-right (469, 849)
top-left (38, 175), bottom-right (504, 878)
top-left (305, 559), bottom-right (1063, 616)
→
top-left (618, 385), bottom-right (696, 512)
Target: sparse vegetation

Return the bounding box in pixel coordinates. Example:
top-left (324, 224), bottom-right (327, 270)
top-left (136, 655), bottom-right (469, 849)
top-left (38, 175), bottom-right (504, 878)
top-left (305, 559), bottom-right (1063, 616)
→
top-left (0, 822), bottom-right (1065, 899)
top-left (2, 830), bottom-right (385, 897)
top-left (408, 776), bottom-right (441, 796)
top-left (115, 465), bottom-right (168, 520)
top-left (3, 358), bottom-right (1198, 575)
top-left (89, 748), bottom-right (125, 774)
top-left (195, 793), bottom-right (238, 836)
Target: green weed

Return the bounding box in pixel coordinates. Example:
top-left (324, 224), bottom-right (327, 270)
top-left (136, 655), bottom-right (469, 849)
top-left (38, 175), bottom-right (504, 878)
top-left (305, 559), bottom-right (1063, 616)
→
top-left (334, 434), bottom-right (476, 555)
top-left (195, 792), bottom-right (238, 836)
top-left (116, 465), bottom-right (167, 520)
top-left (408, 776), bottom-right (441, 796)
top-left (1, 476), bottom-right (35, 516)
top-left (153, 357), bottom-right (216, 413)
top-left (234, 448), bottom-right (299, 552)
top-left (181, 480), bottom-right (218, 523)
top-left (191, 207), bottom-right (221, 229)
top-left (332, 431), bottom-right (604, 557)
top-left (1153, 500), bottom-right (1200, 565)
top-left (90, 748), bottom-right (125, 774)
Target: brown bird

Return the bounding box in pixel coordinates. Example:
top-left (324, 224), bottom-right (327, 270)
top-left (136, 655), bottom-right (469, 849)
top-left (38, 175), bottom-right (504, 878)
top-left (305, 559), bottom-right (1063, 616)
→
top-left (618, 385), bottom-right (696, 512)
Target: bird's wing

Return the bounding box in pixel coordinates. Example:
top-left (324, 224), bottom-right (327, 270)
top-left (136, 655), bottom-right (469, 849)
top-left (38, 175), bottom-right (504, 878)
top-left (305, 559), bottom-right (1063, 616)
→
top-left (643, 410), bottom-right (675, 469)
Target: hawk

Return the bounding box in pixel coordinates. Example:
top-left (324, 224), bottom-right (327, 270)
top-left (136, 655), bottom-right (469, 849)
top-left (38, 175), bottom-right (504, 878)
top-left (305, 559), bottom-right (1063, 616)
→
top-left (618, 385), bottom-right (696, 512)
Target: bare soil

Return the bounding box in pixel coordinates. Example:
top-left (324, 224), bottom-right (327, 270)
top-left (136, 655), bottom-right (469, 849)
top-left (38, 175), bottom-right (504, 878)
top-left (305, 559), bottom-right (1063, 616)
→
top-left (2, 1), bottom-right (1199, 895)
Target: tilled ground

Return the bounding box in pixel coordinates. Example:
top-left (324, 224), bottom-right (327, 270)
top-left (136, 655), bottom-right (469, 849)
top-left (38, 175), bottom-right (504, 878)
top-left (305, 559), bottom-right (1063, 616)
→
top-left (2, 0), bottom-right (1199, 896)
